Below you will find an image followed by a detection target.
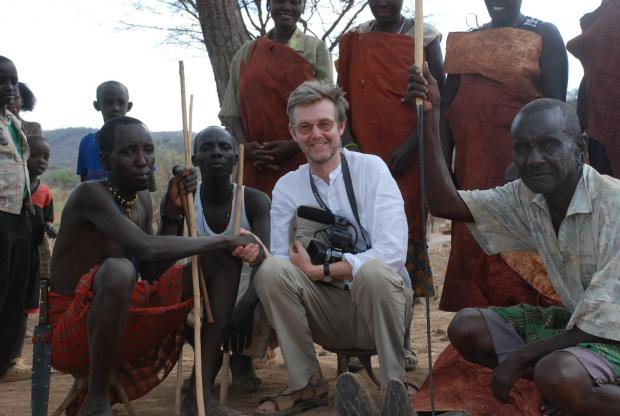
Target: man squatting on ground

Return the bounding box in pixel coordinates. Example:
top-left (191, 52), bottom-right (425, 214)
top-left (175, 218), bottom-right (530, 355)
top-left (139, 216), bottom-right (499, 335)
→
top-left (407, 63), bottom-right (620, 415)
top-left (190, 126), bottom-right (272, 393)
top-left (253, 80), bottom-right (414, 415)
top-left (47, 116), bottom-right (261, 416)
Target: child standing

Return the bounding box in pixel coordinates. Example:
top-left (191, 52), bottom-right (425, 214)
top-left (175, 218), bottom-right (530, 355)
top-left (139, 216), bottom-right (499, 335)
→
top-left (0, 55), bottom-right (31, 381)
top-left (75, 81), bottom-right (156, 190)
top-left (4, 134), bottom-right (56, 381)
top-left (76, 81), bottom-right (133, 182)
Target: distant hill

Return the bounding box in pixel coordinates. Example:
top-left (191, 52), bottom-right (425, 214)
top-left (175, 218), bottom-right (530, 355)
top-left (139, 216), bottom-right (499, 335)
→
top-left (44, 127), bottom-right (186, 169)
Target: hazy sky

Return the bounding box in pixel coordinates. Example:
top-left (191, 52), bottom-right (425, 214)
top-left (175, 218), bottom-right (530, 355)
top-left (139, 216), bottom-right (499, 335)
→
top-left (2, 0), bottom-right (600, 132)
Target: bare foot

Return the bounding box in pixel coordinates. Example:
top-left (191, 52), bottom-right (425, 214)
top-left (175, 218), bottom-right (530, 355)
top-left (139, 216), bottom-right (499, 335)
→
top-left (80, 395), bottom-right (114, 416)
top-left (255, 398), bottom-right (278, 414)
top-left (181, 378), bottom-right (241, 416)
top-left (255, 378), bottom-right (329, 414)
top-left (181, 393), bottom-right (241, 416)
top-left (231, 354), bottom-right (263, 393)
top-left (541, 401), bottom-right (570, 416)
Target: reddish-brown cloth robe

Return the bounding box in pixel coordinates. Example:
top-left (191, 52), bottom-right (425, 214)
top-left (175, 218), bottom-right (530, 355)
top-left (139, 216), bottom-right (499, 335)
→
top-left (440, 27), bottom-right (546, 312)
top-left (567, 0), bottom-right (620, 177)
top-left (238, 37), bottom-right (314, 195)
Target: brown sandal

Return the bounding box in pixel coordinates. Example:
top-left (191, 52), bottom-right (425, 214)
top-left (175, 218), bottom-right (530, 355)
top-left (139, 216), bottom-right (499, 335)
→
top-left (254, 381), bottom-right (329, 416)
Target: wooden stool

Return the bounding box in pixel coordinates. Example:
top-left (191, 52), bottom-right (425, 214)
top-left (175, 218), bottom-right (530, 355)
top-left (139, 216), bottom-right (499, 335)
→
top-left (324, 347), bottom-right (380, 387)
top-left (51, 373), bottom-right (136, 416)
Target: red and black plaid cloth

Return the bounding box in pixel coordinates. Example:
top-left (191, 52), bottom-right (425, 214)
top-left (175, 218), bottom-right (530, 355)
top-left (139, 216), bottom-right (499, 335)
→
top-left (47, 264), bottom-right (193, 414)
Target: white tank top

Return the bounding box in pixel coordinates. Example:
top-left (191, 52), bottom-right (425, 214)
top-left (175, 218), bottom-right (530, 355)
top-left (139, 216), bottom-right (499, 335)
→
top-left (194, 182), bottom-right (252, 236)
top-left (194, 182), bottom-right (252, 304)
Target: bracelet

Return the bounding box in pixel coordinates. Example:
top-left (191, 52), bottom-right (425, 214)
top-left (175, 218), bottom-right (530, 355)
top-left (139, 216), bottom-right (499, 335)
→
top-left (160, 211), bottom-right (184, 226)
top-left (343, 142), bottom-right (360, 150)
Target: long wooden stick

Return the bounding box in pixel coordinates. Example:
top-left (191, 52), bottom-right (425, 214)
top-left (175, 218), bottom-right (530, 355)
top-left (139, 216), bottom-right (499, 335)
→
top-left (232, 145), bottom-right (245, 233)
top-left (220, 144), bottom-right (245, 405)
top-left (414, 2), bottom-right (436, 415)
top-left (179, 60), bottom-right (206, 416)
top-left (415, 0), bottom-right (424, 108)
top-left (175, 92), bottom-right (196, 416)
top-left (187, 94), bottom-right (214, 313)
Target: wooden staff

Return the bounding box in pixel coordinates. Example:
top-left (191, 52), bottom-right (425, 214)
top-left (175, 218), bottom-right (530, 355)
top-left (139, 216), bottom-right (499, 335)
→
top-left (415, 0), bottom-right (424, 108)
top-left (414, 1), bottom-right (436, 414)
top-left (220, 144), bottom-right (245, 405)
top-left (179, 61), bottom-right (207, 416)
top-left (174, 92), bottom-right (196, 416)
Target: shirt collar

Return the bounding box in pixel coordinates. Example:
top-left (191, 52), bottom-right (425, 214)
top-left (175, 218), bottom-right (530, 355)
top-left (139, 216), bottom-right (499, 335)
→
top-left (310, 163), bottom-right (342, 184)
top-left (267, 26), bottom-right (304, 52)
top-left (531, 165), bottom-right (593, 216)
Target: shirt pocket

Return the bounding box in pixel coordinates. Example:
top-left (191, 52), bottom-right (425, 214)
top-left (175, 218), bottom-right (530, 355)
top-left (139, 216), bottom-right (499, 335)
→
top-left (0, 162), bottom-right (21, 210)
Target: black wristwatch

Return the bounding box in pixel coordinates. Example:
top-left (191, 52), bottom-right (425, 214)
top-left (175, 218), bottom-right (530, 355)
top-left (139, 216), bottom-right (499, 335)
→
top-left (322, 263), bottom-right (333, 282)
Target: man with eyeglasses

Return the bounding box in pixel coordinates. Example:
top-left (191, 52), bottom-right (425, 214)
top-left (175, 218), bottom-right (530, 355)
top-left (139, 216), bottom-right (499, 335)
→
top-left (252, 79), bottom-right (413, 415)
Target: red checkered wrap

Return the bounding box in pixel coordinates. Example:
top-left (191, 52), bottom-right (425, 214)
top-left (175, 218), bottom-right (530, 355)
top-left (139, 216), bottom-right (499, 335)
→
top-left (47, 264), bottom-right (193, 414)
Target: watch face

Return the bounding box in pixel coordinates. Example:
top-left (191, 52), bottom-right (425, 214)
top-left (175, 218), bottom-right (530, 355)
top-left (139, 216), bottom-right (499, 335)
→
top-left (322, 276), bottom-right (333, 282)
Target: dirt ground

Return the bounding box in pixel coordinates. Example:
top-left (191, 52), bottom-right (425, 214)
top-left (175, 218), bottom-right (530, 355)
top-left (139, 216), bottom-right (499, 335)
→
top-left (0, 225), bottom-right (455, 416)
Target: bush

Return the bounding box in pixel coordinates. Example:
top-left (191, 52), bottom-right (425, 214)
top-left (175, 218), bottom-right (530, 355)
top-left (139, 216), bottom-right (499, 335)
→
top-left (42, 168), bottom-right (80, 190)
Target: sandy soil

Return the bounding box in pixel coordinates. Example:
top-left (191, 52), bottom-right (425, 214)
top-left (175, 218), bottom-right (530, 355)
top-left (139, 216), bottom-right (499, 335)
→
top-left (0, 225), bottom-right (454, 416)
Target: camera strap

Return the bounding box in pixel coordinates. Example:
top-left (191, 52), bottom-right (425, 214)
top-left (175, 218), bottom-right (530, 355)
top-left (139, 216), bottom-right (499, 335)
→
top-left (308, 153), bottom-right (370, 250)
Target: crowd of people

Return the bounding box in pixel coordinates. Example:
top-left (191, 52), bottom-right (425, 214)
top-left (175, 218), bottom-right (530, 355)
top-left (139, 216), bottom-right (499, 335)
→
top-left (1, 0), bottom-right (619, 415)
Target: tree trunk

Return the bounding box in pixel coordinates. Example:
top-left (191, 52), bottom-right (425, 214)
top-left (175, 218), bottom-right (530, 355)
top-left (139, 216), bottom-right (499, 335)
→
top-left (196, 0), bottom-right (250, 103)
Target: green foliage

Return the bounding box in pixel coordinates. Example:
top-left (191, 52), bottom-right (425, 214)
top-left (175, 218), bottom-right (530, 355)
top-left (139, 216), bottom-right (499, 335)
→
top-left (42, 168), bottom-right (80, 190)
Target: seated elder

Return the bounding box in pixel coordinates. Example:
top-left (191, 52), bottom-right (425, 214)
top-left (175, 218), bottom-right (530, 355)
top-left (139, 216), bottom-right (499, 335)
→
top-left (406, 63), bottom-right (620, 415)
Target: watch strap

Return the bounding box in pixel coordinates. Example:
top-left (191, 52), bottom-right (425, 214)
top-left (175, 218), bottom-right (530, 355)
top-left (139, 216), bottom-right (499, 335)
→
top-left (322, 263), bottom-right (332, 282)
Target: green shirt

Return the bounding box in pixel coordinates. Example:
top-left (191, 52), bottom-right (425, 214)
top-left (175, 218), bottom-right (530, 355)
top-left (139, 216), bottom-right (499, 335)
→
top-left (353, 19), bottom-right (442, 45)
top-left (219, 27), bottom-right (334, 122)
top-left (8, 122), bottom-right (23, 158)
top-left (8, 122), bottom-right (28, 199)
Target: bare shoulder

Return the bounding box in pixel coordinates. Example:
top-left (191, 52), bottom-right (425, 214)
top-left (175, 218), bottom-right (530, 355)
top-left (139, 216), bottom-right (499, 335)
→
top-left (244, 186), bottom-right (271, 216)
top-left (62, 181), bottom-right (107, 218)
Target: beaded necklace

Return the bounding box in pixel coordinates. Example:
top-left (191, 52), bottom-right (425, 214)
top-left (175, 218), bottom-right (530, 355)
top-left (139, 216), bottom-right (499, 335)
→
top-left (103, 179), bottom-right (137, 218)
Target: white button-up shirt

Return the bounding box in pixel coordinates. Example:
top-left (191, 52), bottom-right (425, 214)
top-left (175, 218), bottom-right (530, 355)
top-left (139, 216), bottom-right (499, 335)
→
top-left (270, 149), bottom-right (410, 287)
top-left (460, 165), bottom-right (620, 341)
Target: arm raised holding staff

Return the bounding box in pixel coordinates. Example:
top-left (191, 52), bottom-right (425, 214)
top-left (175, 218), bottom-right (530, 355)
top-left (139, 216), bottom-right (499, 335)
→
top-left (408, 62), bottom-right (620, 416)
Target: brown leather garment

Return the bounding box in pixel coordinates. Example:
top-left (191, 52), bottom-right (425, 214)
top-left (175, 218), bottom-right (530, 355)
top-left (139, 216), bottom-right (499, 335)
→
top-left (441, 27), bottom-right (544, 312)
top-left (238, 37), bottom-right (314, 196)
top-left (568, 0), bottom-right (620, 177)
top-left (337, 31), bottom-right (425, 242)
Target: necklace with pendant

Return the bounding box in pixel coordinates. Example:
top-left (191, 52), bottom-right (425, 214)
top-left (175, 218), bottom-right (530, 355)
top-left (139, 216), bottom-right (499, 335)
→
top-left (103, 179), bottom-right (137, 218)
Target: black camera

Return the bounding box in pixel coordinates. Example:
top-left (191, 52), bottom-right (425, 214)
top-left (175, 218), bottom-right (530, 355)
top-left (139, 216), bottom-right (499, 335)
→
top-left (296, 206), bottom-right (356, 265)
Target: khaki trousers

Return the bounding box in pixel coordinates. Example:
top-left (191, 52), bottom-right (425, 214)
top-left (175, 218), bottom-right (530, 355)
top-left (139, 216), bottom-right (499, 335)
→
top-left (254, 256), bottom-right (411, 391)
